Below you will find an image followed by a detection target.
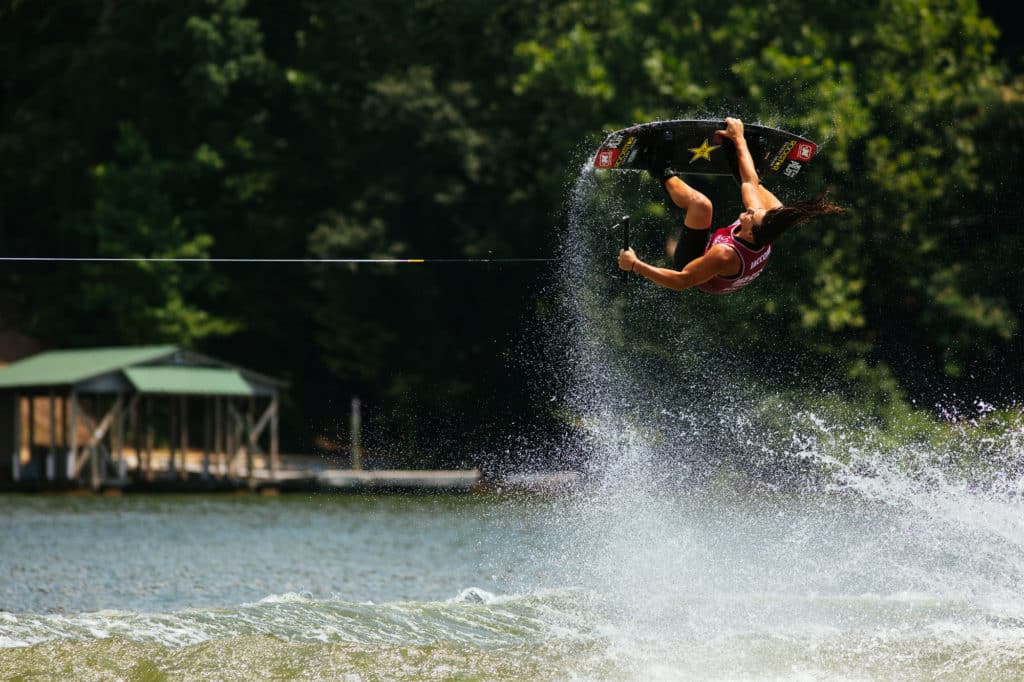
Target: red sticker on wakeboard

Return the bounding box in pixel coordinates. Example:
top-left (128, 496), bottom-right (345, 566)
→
top-left (789, 142), bottom-right (816, 162)
top-left (595, 149), bottom-right (621, 168)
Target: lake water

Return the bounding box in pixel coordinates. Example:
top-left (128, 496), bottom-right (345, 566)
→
top-left (2, 480), bottom-right (1023, 681)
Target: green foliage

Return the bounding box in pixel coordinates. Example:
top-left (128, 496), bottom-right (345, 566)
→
top-left (1, 0), bottom-right (1022, 460)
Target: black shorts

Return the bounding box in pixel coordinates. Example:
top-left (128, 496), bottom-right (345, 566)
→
top-left (673, 225), bottom-right (710, 270)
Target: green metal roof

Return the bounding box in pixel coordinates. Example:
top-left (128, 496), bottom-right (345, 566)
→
top-left (124, 367), bottom-right (253, 396)
top-left (0, 345), bottom-right (177, 389)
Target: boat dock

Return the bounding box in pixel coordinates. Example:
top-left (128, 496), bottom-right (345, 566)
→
top-left (0, 344), bottom-right (582, 495)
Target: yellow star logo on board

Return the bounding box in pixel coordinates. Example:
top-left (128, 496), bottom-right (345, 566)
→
top-left (688, 139), bottom-right (720, 163)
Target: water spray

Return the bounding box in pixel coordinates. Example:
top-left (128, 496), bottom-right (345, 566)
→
top-left (614, 214), bottom-right (631, 282)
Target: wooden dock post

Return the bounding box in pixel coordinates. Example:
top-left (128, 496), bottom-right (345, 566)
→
top-left (145, 397), bottom-right (154, 481)
top-left (59, 395), bottom-right (67, 481)
top-left (168, 396), bottom-right (177, 476)
top-left (11, 393), bottom-right (20, 482)
top-left (90, 442), bottom-right (100, 491)
top-left (225, 399), bottom-right (246, 479)
top-left (202, 397), bottom-right (211, 480)
top-left (350, 396), bottom-right (362, 471)
top-left (66, 391), bottom-right (77, 480)
top-left (225, 400), bottom-right (236, 477)
top-left (27, 393), bottom-right (34, 479)
top-left (130, 395), bottom-right (140, 477)
top-left (246, 396), bottom-right (255, 482)
top-left (270, 395), bottom-right (279, 480)
top-left (115, 394), bottom-right (131, 481)
top-left (47, 390), bottom-right (57, 481)
top-left (215, 397), bottom-right (224, 478)
top-left (180, 396), bottom-right (188, 480)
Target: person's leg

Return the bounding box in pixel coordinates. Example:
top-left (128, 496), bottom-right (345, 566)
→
top-left (659, 175), bottom-right (713, 270)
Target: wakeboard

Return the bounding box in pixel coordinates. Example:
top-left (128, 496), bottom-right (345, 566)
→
top-left (593, 119), bottom-right (817, 180)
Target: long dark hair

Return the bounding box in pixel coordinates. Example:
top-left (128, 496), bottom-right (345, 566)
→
top-left (753, 192), bottom-right (845, 246)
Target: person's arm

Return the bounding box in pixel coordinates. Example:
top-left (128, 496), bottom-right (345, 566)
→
top-left (618, 245), bottom-right (735, 291)
top-left (717, 117), bottom-right (782, 211)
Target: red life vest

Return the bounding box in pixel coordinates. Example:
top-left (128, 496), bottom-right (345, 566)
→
top-left (697, 220), bottom-right (772, 295)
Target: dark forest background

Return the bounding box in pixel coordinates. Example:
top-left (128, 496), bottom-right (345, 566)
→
top-left (1, 0), bottom-right (1022, 468)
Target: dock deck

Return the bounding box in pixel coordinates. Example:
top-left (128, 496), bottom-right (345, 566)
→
top-left (2, 450), bottom-right (581, 494)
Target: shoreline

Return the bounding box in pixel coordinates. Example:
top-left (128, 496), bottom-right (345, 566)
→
top-left (0, 465), bottom-right (581, 496)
